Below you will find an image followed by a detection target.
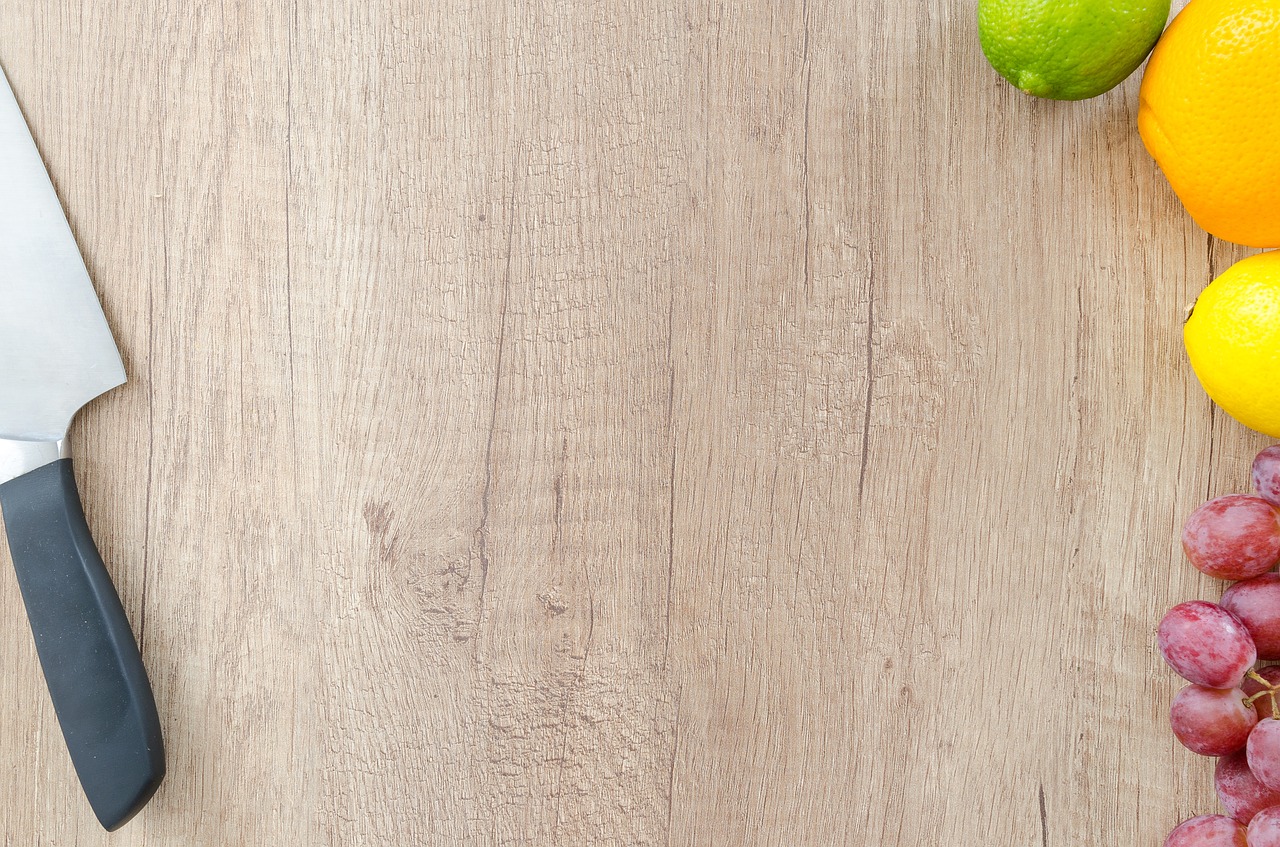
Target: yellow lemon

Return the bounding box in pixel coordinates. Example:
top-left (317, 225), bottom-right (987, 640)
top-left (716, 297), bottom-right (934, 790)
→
top-left (1185, 251), bottom-right (1280, 437)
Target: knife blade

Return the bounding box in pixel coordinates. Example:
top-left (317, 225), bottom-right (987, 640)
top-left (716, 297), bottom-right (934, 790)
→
top-left (0, 64), bottom-right (164, 831)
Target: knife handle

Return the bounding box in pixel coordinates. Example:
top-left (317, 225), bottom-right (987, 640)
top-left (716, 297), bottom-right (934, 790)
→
top-left (0, 458), bottom-right (164, 831)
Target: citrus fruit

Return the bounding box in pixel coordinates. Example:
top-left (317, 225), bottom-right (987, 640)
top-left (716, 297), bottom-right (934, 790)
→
top-left (1184, 251), bottom-right (1280, 437)
top-left (1139, 0), bottom-right (1280, 247)
top-left (978, 0), bottom-right (1170, 100)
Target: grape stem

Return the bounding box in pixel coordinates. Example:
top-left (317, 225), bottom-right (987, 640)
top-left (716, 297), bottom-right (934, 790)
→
top-left (1245, 689), bottom-right (1273, 708)
top-left (1243, 671), bottom-right (1280, 713)
top-left (1249, 670), bottom-right (1277, 688)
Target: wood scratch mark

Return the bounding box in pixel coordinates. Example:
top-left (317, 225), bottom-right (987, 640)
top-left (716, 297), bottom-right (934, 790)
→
top-left (475, 158), bottom-right (519, 645)
top-left (665, 289), bottom-right (678, 663)
top-left (138, 116), bottom-right (168, 653)
top-left (665, 689), bottom-right (683, 846)
top-left (551, 448), bottom-right (565, 560)
top-left (284, 0), bottom-right (299, 496)
top-left (858, 258), bottom-right (876, 500)
top-left (1039, 783), bottom-right (1048, 847)
top-left (801, 0), bottom-right (813, 295)
top-left (1206, 406), bottom-right (1217, 503)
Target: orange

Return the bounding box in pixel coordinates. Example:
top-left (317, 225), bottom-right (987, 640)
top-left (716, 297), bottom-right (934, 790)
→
top-left (1138, 0), bottom-right (1280, 248)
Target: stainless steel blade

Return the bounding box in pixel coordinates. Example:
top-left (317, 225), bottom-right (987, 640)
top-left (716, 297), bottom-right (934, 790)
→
top-left (0, 65), bottom-right (124, 442)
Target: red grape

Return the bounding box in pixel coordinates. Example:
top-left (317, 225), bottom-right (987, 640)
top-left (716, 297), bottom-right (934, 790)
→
top-left (1254, 446), bottom-right (1280, 508)
top-left (1216, 750), bottom-right (1280, 823)
top-left (1249, 805), bottom-right (1280, 847)
top-left (1164, 815), bottom-right (1247, 846)
top-left (1159, 601), bottom-right (1258, 689)
top-left (1172, 685), bottom-right (1258, 756)
top-left (1223, 576), bottom-right (1280, 661)
top-left (1218, 578), bottom-right (1280, 665)
top-left (1242, 667), bottom-right (1280, 720)
top-left (1182, 495), bottom-right (1280, 580)
top-left (1250, 720), bottom-right (1280, 791)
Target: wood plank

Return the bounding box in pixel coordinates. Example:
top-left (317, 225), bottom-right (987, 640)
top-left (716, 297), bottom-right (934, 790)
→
top-left (0, 0), bottom-right (1265, 843)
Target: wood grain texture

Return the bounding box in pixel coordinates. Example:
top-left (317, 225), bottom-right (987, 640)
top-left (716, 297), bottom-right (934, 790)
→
top-left (0, 0), bottom-right (1262, 843)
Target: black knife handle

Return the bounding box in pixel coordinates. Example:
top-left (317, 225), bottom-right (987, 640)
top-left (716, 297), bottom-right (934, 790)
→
top-left (0, 459), bottom-right (163, 831)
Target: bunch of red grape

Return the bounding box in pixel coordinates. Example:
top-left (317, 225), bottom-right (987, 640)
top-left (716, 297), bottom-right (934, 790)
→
top-left (1164, 447), bottom-right (1280, 846)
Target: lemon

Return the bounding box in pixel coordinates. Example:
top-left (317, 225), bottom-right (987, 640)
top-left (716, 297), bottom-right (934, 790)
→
top-left (1185, 252), bottom-right (1280, 438)
top-left (979, 0), bottom-right (1171, 100)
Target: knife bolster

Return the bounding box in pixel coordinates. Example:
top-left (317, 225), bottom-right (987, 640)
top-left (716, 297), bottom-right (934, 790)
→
top-left (0, 438), bottom-right (69, 485)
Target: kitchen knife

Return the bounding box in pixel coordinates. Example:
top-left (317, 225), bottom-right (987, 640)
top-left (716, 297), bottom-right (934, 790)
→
top-left (0, 65), bottom-right (164, 830)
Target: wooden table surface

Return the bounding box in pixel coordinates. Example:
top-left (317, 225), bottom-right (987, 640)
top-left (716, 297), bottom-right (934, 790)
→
top-left (0, 0), bottom-right (1262, 843)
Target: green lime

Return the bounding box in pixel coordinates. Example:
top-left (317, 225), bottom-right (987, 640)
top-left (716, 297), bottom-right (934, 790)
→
top-left (978, 0), bottom-right (1171, 100)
